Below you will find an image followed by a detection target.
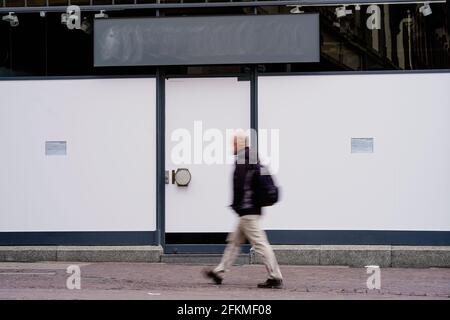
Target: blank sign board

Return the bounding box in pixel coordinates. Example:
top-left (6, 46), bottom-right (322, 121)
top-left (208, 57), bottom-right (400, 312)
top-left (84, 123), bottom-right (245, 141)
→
top-left (351, 138), bottom-right (374, 153)
top-left (94, 14), bottom-right (320, 67)
top-left (45, 141), bottom-right (67, 156)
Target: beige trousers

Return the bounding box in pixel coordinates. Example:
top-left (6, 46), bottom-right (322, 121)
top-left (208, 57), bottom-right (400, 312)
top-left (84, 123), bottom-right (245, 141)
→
top-left (214, 215), bottom-right (283, 280)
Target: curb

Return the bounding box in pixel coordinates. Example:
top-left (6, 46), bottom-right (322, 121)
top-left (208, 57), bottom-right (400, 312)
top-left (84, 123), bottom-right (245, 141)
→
top-left (0, 246), bottom-right (163, 263)
top-left (250, 245), bottom-right (450, 268)
top-left (1, 245), bottom-right (450, 267)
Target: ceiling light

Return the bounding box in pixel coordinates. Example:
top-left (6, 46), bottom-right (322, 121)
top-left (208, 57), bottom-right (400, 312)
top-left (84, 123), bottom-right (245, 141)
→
top-left (61, 13), bottom-right (69, 25)
top-left (419, 3), bottom-right (432, 16)
top-left (80, 18), bottom-right (92, 34)
top-left (95, 10), bottom-right (108, 19)
top-left (288, 5), bottom-right (304, 14)
top-left (2, 12), bottom-right (19, 27)
top-left (335, 6), bottom-right (353, 19)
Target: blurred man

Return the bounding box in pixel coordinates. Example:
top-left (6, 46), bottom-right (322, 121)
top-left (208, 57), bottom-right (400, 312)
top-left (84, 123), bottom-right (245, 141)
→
top-left (203, 132), bottom-right (283, 289)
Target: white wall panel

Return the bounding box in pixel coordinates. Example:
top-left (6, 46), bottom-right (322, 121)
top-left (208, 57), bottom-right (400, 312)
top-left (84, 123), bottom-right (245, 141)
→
top-left (0, 78), bottom-right (156, 231)
top-left (258, 73), bottom-right (450, 231)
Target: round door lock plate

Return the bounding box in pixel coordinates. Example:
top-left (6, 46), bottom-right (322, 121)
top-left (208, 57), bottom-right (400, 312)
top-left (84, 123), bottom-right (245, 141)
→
top-left (175, 168), bottom-right (191, 187)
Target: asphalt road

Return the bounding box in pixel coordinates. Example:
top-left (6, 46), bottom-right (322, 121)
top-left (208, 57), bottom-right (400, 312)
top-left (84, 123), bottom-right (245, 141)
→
top-left (0, 262), bottom-right (449, 300)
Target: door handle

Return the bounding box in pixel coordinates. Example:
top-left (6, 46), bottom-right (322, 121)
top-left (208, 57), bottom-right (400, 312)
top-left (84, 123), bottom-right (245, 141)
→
top-left (173, 168), bottom-right (191, 187)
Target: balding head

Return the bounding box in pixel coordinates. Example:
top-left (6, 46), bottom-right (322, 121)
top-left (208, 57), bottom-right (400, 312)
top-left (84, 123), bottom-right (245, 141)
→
top-left (233, 131), bottom-right (248, 155)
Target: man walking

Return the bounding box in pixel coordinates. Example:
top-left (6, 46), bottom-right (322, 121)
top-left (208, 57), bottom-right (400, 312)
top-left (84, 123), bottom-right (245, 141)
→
top-left (203, 132), bottom-right (283, 289)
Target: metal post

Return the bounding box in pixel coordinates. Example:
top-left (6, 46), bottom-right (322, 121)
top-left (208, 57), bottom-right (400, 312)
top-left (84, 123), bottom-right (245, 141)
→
top-left (156, 67), bottom-right (166, 248)
top-left (250, 65), bottom-right (258, 148)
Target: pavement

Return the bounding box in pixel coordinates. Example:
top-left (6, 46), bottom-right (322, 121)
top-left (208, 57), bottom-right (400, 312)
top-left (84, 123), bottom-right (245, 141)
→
top-left (0, 262), bottom-right (449, 300)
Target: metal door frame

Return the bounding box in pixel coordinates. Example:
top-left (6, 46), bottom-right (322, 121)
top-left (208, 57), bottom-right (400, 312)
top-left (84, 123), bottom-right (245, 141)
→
top-left (157, 66), bottom-right (258, 253)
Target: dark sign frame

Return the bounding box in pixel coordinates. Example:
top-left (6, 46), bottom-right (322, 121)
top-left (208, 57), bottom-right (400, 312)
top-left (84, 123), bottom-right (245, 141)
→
top-left (94, 14), bottom-right (320, 67)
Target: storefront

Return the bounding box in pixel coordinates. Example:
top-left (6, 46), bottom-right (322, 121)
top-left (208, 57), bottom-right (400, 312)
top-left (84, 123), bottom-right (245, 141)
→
top-left (1, 1), bottom-right (449, 253)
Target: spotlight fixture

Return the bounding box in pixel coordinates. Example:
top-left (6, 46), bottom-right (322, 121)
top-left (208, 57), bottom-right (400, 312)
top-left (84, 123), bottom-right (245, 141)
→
top-left (335, 6), bottom-right (353, 18)
top-left (2, 12), bottom-right (19, 27)
top-left (419, 3), bottom-right (432, 16)
top-left (61, 13), bottom-right (69, 25)
top-left (80, 18), bottom-right (92, 34)
top-left (95, 10), bottom-right (108, 19)
top-left (288, 5), bottom-right (304, 14)
top-left (40, 11), bottom-right (46, 18)
top-left (355, 4), bottom-right (361, 11)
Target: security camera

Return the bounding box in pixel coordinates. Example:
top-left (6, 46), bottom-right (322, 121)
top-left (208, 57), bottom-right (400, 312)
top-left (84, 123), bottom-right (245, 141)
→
top-left (335, 6), bottom-right (353, 19)
top-left (95, 10), bottom-right (108, 19)
top-left (2, 12), bottom-right (19, 27)
top-left (419, 3), bottom-right (432, 16)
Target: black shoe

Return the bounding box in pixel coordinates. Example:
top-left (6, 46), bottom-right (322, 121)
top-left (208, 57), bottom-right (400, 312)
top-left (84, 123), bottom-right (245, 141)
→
top-left (202, 268), bottom-right (223, 285)
top-left (257, 278), bottom-right (283, 289)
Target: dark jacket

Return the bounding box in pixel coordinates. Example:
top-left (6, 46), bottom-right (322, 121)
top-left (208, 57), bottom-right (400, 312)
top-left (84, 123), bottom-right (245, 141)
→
top-left (231, 147), bottom-right (262, 216)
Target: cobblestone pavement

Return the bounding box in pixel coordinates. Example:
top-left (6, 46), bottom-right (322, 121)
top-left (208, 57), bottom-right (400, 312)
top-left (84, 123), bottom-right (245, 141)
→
top-left (0, 262), bottom-right (449, 300)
